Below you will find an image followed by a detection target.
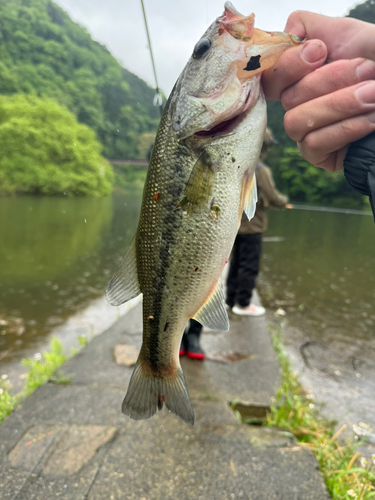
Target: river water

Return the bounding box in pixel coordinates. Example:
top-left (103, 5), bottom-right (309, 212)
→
top-left (1, 190), bottom-right (374, 438)
top-left (259, 209), bottom-right (375, 443)
top-left (0, 189), bottom-right (142, 368)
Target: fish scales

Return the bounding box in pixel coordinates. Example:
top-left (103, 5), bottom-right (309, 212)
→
top-left (106, 1), bottom-right (301, 424)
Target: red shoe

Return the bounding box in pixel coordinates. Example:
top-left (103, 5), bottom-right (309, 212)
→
top-left (186, 333), bottom-right (205, 360)
top-left (186, 350), bottom-right (205, 360)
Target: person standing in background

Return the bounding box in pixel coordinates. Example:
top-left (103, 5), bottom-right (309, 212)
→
top-left (227, 128), bottom-right (289, 316)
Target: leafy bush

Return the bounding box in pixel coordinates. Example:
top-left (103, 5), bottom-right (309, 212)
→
top-left (279, 147), bottom-right (365, 207)
top-left (0, 94), bottom-right (114, 196)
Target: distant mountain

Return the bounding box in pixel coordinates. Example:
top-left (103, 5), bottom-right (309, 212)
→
top-left (0, 0), bottom-right (160, 158)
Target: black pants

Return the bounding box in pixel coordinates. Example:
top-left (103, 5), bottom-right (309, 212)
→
top-left (226, 232), bottom-right (262, 308)
top-left (186, 319), bottom-right (202, 335)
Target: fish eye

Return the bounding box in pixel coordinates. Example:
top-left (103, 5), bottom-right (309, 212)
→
top-left (193, 38), bottom-right (212, 59)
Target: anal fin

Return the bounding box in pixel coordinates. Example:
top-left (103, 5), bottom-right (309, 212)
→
top-left (106, 237), bottom-right (141, 306)
top-left (193, 279), bottom-right (229, 332)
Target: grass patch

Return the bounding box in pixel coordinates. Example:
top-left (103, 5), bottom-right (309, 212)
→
top-left (0, 381), bottom-right (22, 423)
top-left (22, 337), bottom-right (67, 395)
top-left (267, 324), bottom-right (375, 499)
top-left (0, 337), bottom-right (77, 424)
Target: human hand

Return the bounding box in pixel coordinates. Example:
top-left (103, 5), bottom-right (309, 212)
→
top-left (262, 12), bottom-right (375, 172)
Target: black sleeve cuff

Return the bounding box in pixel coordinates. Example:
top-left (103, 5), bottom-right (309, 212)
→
top-left (344, 131), bottom-right (375, 220)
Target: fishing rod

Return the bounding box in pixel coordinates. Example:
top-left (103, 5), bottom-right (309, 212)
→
top-left (140, 0), bottom-right (163, 117)
top-left (285, 203), bottom-right (372, 216)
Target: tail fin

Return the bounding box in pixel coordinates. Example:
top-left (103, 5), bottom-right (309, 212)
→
top-left (122, 359), bottom-right (195, 425)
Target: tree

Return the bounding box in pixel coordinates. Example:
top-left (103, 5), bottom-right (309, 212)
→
top-left (0, 0), bottom-right (160, 159)
top-left (0, 94), bottom-right (114, 196)
top-left (280, 148), bottom-right (364, 207)
top-left (348, 0), bottom-right (375, 23)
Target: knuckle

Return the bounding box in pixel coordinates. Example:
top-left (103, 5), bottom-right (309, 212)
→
top-left (338, 118), bottom-right (356, 136)
top-left (281, 87), bottom-right (296, 110)
top-left (297, 136), bottom-right (323, 166)
top-left (283, 111), bottom-right (296, 136)
top-left (303, 132), bottom-right (319, 153)
top-left (296, 141), bottom-right (312, 163)
top-left (300, 132), bottom-right (327, 164)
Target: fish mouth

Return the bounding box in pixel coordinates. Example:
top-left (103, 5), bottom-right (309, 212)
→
top-left (194, 110), bottom-right (247, 138)
top-left (194, 84), bottom-right (254, 138)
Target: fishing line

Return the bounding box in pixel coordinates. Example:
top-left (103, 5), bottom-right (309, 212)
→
top-left (140, 0), bottom-right (163, 116)
top-left (287, 204), bottom-right (372, 216)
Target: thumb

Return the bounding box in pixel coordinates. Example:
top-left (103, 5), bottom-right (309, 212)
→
top-left (262, 39), bottom-right (327, 101)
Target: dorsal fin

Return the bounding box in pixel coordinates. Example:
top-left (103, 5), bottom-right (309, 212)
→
top-left (106, 238), bottom-right (141, 306)
top-left (193, 279), bottom-right (229, 332)
top-left (243, 173), bottom-right (258, 221)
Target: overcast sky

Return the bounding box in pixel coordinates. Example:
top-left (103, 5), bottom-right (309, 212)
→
top-left (56, 0), bottom-right (359, 96)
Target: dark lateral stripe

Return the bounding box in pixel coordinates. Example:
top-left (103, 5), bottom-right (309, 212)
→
top-left (149, 207), bottom-right (177, 371)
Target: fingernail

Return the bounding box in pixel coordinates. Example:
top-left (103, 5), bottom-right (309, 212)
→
top-left (367, 111), bottom-right (375, 123)
top-left (356, 59), bottom-right (375, 81)
top-left (356, 81), bottom-right (375, 104)
top-left (301, 40), bottom-right (326, 64)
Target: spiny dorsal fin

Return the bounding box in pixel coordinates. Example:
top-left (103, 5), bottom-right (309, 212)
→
top-left (106, 237), bottom-right (141, 306)
top-left (193, 279), bottom-right (229, 332)
top-left (243, 173), bottom-right (258, 221)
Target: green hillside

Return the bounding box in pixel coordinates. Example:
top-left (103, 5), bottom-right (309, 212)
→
top-left (0, 0), bottom-right (160, 159)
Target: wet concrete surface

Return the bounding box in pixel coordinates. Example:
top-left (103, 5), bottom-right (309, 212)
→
top-left (0, 302), bottom-right (329, 499)
top-left (272, 316), bottom-right (375, 456)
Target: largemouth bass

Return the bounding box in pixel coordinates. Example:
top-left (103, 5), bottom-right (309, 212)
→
top-left (107, 2), bottom-right (300, 424)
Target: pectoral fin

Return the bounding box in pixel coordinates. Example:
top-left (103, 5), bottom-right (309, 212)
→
top-left (242, 173), bottom-right (258, 221)
top-left (106, 238), bottom-right (141, 306)
top-left (193, 279), bottom-right (229, 332)
top-left (175, 150), bottom-right (215, 215)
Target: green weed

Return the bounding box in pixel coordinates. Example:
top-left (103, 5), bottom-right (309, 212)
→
top-left (78, 335), bottom-right (88, 347)
top-left (0, 380), bottom-right (22, 423)
top-left (22, 337), bottom-right (67, 396)
top-left (0, 334), bottom-right (90, 424)
top-left (267, 324), bottom-right (375, 499)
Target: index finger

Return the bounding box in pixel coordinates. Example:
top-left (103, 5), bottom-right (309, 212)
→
top-left (285, 11), bottom-right (375, 62)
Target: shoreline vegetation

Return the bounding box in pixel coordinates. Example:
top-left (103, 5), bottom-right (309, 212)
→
top-left (265, 324), bottom-right (375, 500)
top-left (0, 336), bottom-right (87, 424)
